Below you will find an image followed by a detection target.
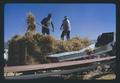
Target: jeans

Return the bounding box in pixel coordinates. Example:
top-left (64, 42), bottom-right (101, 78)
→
top-left (42, 27), bottom-right (50, 35)
top-left (61, 30), bottom-right (70, 40)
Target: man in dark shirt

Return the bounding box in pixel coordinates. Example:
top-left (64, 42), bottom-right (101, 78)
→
top-left (41, 13), bottom-right (54, 35)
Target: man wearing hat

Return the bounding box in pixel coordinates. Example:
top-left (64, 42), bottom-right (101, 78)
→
top-left (60, 16), bottom-right (71, 40)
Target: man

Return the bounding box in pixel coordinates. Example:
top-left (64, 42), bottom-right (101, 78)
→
top-left (60, 16), bottom-right (71, 40)
top-left (41, 13), bottom-right (54, 35)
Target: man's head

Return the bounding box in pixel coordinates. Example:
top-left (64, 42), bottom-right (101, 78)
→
top-left (47, 13), bottom-right (52, 19)
top-left (64, 16), bottom-right (68, 20)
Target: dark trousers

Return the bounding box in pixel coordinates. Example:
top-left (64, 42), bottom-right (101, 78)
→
top-left (61, 30), bottom-right (70, 40)
top-left (42, 27), bottom-right (50, 35)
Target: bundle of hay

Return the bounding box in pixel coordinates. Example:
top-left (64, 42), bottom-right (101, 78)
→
top-left (7, 34), bottom-right (90, 66)
top-left (7, 35), bottom-right (26, 66)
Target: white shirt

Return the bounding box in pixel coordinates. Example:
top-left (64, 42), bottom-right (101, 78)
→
top-left (62, 19), bottom-right (71, 31)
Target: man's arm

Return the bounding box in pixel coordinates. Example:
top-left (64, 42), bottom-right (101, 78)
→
top-left (60, 23), bottom-right (63, 30)
top-left (51, 22), bottom-right (54, 32)
top-left (60, 20), bottom-right (64, 30)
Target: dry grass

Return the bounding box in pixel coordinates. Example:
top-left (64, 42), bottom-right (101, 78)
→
top-left (8, 33), bottom-right (90, 65)
top-left (96, 73), bottom-right (116, 80)
top-left (82, 71), bottom-right (116, 80)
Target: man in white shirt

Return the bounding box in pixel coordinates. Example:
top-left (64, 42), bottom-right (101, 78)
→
top-left (60, 16), bottom-right (71, 40)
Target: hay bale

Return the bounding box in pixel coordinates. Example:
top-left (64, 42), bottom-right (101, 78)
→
top-left (7, 35), bottom-right (26, 66)
top-left (7, 34), bottom-right (90, 66)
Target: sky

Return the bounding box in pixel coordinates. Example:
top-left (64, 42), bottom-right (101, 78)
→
top-left (4, 4), bottom-right (116, 42)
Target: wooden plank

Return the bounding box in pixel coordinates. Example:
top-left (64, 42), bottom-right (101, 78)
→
top-left (5, 65), bottom-right (97, 80)
top-left (4, 56), bottom-right (116, 73)
top-left (5, 60), bottom-right (115, 80)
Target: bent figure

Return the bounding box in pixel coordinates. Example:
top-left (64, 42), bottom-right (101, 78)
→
top-left (41, 13), bottom-right (54, 35)
top-left (60, 16), bottom-right (71, 40)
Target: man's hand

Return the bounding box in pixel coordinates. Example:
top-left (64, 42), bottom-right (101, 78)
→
top-left (52, 29), bottom-right (54, 32)
top-left (52, 28), bottom-right (54, 32)
top-left (60, 27), bottom-right (62, 30)
top-left (42, 24), bottom-right (47, 28)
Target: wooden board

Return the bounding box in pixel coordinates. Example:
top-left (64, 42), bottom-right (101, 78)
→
top-left (4, 56), bottom-right (116, 73)
top-left (5, 60), bottom-right (115, 80)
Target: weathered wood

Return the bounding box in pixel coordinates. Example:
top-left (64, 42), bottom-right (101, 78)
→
top-left (5, 60), bottom-right (115, 80)
top-left (4, 56), bottom-right (115, 73)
